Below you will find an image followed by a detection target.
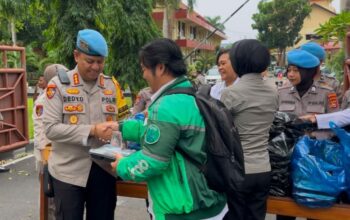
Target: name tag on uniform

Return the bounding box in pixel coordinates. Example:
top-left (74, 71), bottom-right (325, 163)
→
top-left (102, 97), bottom-right (116, 104)
top-left (63, 96), bottom-right (84, 102)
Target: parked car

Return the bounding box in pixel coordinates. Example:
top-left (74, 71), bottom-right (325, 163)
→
top-left (205, 66), bottom-right (221, 85)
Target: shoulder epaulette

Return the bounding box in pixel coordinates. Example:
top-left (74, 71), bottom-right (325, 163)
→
top-left (58, 69), bottom-right (70, 84)
top-left (317, 83), bottom-right (333, 91)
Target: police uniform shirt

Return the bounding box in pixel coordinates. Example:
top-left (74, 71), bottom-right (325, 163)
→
top-left (221, 73), bottom-right (278, 174)
top-left (278, 83), bottom-right (339, 116)
top-left (316, 75), bottom-right (341, 99)
top-left (341, 90), bottom-right (350, 110)
top-left (33, 91), bottom-right (50, 162)
top-left (43, 67), bottom-right (118, 187)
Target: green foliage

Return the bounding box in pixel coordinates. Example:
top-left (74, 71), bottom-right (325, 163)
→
top-left (0, 0), bottom-right (26, 44)
top-left (205, 16), bottom-right (225, 31)
top-left (316, 12), bottom-right (350, 83)
top-left (315, 12), bottom-right (350, 44)
top-left (252, 0), bottom-right (311, 65)
top-left (102, 0), bottom-right (160, 92)
top-left (41, 0), bottom-right (101, 69)
top-left (195, 52), bottom-right (216, 73)
top-left (326, 49), bottom-right (345, 82)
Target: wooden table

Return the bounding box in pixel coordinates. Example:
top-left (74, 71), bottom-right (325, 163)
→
top-left (41, 180), bottom-right (350, 220)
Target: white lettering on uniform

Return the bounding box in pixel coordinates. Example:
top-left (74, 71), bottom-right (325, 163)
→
top-left (128, 160), bottom-right (149, 180)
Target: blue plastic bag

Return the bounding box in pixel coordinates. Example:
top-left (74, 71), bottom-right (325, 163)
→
top-left (330, 122), bottom-right (350, 199)
top-left (291, 136), bottom-right (346, 208)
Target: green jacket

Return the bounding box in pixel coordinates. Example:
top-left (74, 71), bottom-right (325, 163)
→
top-left (117, 77), bottom-right (226, 220)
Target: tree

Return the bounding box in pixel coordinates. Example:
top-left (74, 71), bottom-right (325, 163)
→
top-left (252, 0), bottom-right (311, 66)
top-left (36, 0), bottom-right (160, 93)
top-left (103, 0), bottom-right (161, 92)
top-left (315, 12), bottom-right (350, 89)
top-left (153, 0), bottom-right (196, 38)
top-left (0, 0), bottom-right (26, 45)
top-left (315, 11), bottom-right (350, 44)
top-left (195, 52), bottom-right (216, 73)
top-left (205, 16), bottom-right (225, 32)
top-left (39, 0), bottom-right (101, 69)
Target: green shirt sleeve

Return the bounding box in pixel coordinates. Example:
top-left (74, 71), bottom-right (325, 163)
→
top-left (121, 119), bottom-right (145, 143)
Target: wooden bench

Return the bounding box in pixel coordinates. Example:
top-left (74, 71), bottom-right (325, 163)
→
top-left (115, 181), bottom-right (350, 220)
top-left (41, 178), bottom-right (350, 220)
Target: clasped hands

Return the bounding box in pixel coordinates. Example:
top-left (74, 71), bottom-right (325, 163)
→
top-left (90, 121), bottom-right (119, 143)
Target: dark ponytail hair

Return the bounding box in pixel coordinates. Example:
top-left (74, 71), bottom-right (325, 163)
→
top-left (139, 38), bottom-right (187, 77)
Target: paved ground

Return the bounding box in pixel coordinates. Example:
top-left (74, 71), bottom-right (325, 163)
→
top-left (0, 151), bottom-right (304, 220)
top-left (0, 155), bottom-right (149, 220)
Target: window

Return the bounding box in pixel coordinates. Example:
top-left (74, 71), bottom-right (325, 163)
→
top-left (190, 26), bottom-right (197, 40)
top-left (305, 34), bottom-right (321, 40)
top-left (178, 21), bottom-right (186, 39)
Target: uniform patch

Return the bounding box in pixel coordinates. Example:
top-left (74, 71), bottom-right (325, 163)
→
top-left (73, 73), bottom-right (80, 85)
top-left (66, 88), bottom-right (80, 94)
top-left (328, 93), bottom-right (339, 109)
top-left (99, 75), bottom-right (104, 87)
top-left (102, 97), bottom-right (116, 104)
top-left (46, 84), bottom-right (56, 99)
top-left (103, 89), bottom-right (113, 95)
top-left (106, 115), bottom-right (114, 121)
top-left (36, 105), bottom-right (43, 117)
top-left (79, 40), bottom-right (89, 51)
top-left (106, 105), bottom-right (116, 112)
top-left (64, 104), bottom-right (84, 112)
top-left (63, 96), bottom-right (84, 103)
top-left (76, 104), bottom-right (84, 112)
top-left (69, 115), bottom-right (78, 124)
top-left (145, 124), bottom-right (160, 145)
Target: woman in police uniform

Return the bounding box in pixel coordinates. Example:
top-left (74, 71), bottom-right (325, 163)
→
top-left (277, 49), bottom-right (339, 220)
top-left (278, 49), bottom-right (339, 117)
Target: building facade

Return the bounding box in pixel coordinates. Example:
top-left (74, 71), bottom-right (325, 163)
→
top-left (341, 0), bottom-right (350, 11)
top-left (297, 0), bottom-right (337, 47)
top-left (152, 3), bottom-right (227, 64)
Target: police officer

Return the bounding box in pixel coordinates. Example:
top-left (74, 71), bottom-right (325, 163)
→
top-left (300, 42), bottom-right (341, 99)
top-left (277, 49), bottom-right (339, 220)
top-left (43, 29), bottom-right (119, 220)
top-left (33, 64), bottom-right (67, 220)
top-left (33, 64), bottom-right (68, 170)
top-left (278, 49), bottom-right (339, 116)
top-left (132, 87), bottom-right (152, 115)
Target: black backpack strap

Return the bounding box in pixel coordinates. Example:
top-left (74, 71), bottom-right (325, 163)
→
top-left (58, 68), bottom-right (70, 84)
top-left (163, 87), bottom-right (196, 96)
top-left (163, 86), bottom-right (205, 171)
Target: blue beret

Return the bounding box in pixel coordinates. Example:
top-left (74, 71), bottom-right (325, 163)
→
top-left (76, 29), bottom-right (108, 57)
top-left (287, 49), bottom-right (320, 68)
top-left (300, 42), bottom-right (326, 61)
